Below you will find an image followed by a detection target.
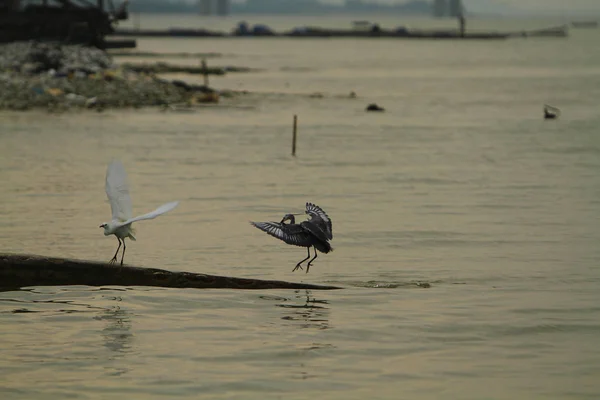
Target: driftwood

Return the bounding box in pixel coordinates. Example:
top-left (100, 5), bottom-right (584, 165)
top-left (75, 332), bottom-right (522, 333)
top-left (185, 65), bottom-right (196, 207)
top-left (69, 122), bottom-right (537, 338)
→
top-left (0, 254), bottom-right (342, 291)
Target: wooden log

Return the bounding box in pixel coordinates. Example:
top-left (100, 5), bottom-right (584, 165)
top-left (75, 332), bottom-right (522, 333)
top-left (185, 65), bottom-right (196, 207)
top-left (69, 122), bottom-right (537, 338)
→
top-left (121, 62), bottom-right (227, 75)
top-left (0, 254), bottom-right (342, 291)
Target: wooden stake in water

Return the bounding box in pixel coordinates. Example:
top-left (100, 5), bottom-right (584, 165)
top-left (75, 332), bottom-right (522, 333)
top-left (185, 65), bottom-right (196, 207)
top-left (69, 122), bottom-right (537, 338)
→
top-left (201, 59), bottom-right (209, 87)
top-left (292, 115), bottom-right (298, 156)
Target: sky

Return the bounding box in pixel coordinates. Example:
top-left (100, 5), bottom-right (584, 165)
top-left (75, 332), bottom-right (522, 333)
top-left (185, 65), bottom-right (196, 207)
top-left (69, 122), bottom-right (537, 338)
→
top-left (317, 0), bottom-right (600, 15)
top-left (467, 0), bottom-right (600, 13)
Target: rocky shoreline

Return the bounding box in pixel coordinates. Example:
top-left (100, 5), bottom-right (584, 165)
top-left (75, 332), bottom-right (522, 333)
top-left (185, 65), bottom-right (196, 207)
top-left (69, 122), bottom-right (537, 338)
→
top-left (0, 42), bottom-right (221, 112)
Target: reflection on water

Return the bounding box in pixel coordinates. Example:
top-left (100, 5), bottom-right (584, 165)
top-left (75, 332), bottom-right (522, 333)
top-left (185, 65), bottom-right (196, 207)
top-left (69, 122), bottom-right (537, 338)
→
top-left (261, 290), bottom-right (334, 381)
top-left (0, 287), bottom-right (108, 314)
top-left (342, 280), bottom-right (434, 289)
top-left (95, 306), bottom-right (133, 353)
top-left (261, 290), bottom-right (331, 330)
top-left (93, 295), bottom-right (134, 376)
top-left (0, 287), bottom-right (135, 377)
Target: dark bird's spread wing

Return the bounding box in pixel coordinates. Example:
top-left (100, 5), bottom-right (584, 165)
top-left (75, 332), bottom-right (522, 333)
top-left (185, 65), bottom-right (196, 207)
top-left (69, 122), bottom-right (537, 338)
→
top-left (305, 202), bottom-right (333, 240)
top-left (250, 221), bottom-right (314, 247)
top-left (300, 221), bottom-right (329, 244)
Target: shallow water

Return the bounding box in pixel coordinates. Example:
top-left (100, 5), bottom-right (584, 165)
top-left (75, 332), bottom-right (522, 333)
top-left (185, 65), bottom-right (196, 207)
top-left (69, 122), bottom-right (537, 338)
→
top-left (1, 15), bottom-right (600, 399)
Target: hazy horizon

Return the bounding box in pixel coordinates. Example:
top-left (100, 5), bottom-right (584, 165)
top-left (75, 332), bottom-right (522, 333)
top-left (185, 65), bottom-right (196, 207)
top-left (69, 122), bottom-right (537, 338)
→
top-left (129, 0), bottom-right (600, 18)
top-left (309, 0), bottom-right (600, 15)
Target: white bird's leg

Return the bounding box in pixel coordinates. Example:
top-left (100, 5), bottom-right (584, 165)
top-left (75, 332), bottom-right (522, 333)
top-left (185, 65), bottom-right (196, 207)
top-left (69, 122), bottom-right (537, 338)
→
top-left (293, 247), bottom-right (311, 272)
top-left (306, 246), bottom-right (318, 273)
top-left (120, 238), bottom-right (126, 266)
top-left (109, 238), bottom-right (122, 264)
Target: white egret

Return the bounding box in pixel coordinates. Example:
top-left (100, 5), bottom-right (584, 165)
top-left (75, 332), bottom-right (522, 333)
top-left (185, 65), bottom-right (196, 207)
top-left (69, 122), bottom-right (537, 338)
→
top-left (99, 160), bottom-right (179, 265)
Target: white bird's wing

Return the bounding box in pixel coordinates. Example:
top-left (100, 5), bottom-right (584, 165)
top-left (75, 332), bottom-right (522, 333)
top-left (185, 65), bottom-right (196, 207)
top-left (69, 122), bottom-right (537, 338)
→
top-left (120, 201), bottom-right (179, 226)
top-left (105, 160), bottom-right (133, 221)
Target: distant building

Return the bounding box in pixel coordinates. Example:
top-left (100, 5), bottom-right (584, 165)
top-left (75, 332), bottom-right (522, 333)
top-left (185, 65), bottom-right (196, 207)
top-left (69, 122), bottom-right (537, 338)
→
top-left (432, 0), bottom-right (446, 17)
top-left (199, 0), bottom-right (229, 16)
top-left (216, 0), bottom-right (229, 15)
top-left (449, 0), bottom-right (463, 17)
top-left (199, 0), bottom-right (211, 15)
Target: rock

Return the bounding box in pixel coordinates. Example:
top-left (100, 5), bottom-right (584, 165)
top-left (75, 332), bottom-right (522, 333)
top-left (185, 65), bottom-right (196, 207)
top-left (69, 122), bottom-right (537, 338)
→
top-left (85, 96), bottom-right (98, 108)
top-left (65, 93), bottom-right (87, 106)
top-left (0, 41), bottom-right (219, 111)
top-left (366, 103), bottom-right (385, 112)
top-left (0, 41), bottom-right (113, 76)
top-left (171, 79), bottom-right (193, 91)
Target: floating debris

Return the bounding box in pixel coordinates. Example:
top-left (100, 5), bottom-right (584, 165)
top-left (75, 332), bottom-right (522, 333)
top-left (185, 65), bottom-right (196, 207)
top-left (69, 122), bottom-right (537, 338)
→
top-left (544, 104), bottom-right (560, 120)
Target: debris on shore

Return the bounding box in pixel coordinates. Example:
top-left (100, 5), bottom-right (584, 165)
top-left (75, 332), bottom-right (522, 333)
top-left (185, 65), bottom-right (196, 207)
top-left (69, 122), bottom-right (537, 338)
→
top-left (0, 41), bottom-right (221, 111)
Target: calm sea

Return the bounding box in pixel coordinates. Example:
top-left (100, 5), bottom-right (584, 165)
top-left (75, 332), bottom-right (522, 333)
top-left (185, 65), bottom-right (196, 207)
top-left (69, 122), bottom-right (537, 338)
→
top-left (1, 14), bottom-right (599, 400)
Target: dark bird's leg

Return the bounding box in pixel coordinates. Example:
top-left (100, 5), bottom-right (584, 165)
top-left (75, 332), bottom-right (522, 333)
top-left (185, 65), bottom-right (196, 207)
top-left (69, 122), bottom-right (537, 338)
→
top-left (306, 246), bottom-right (318, 273)
top-left (293, 247), bottom-right (311, 272)
top-left (109, 238), bottom-right (122, 264)
top-left (120, 239), bottom-right (126, 266)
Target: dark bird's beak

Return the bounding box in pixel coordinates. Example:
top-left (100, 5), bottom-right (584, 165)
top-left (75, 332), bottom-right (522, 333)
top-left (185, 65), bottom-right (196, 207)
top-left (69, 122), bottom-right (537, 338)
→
top-left (280, 213), bottom-right (303, 223)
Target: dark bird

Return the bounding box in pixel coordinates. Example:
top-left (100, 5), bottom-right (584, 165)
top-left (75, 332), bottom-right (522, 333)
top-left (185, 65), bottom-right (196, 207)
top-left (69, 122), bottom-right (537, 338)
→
top-left (250, 202), bottom-right (333, 273)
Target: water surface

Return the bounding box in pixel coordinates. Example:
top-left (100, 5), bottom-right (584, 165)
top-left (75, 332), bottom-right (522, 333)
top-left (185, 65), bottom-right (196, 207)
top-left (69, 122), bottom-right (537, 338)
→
top-left (1, 16), bottom-right (600, 399)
